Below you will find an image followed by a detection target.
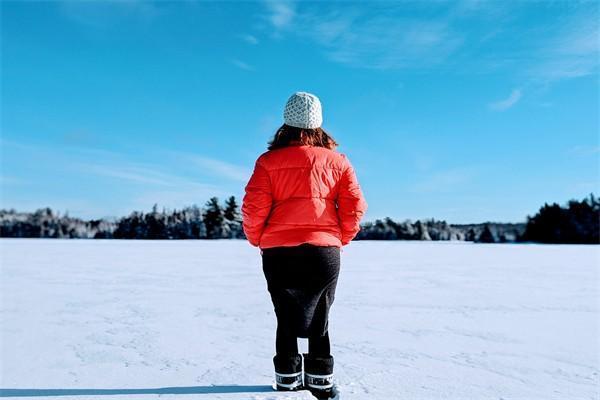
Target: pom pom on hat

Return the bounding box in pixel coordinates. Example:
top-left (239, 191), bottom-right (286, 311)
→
top-left (283, 92), bottom-right (323, 129)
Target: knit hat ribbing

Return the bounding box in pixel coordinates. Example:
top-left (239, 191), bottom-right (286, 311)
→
top-left (283, 92), bottom-right (323, 129)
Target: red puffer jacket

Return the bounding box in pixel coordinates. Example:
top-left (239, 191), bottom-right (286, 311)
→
top-left (242, 144), bottom-right (368, 249)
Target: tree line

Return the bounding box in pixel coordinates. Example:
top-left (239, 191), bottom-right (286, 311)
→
top-left (0, 194), bottom-right (597, 244)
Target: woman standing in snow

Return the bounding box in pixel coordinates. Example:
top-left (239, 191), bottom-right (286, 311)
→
top-left (242, 92), bottom-right (368, 400)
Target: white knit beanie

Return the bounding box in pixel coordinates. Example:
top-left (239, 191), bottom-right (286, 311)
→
top-left (283, 91), bottom-right (323, 129)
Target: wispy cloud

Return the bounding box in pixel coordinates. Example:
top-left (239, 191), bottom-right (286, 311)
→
top-left (567, 145), bottom-right (600, 157)
top-left (261, 3), bottom-right (463, 70)
top-left (411, 153), bottom-right (436, 172)
top-left (258, 1), bottom-right (598, 80)
top-left (0, 176), bottom-right (28, 186)
top-left (2, 139), bottom-right (247, 217)
top-left (530, 14), bottom-right (599, 81)
top-left (80, 150), bottom-right (251, 186)
top-left (58, 0), bottom-right (159, 28)
top-left (264, 1), bottom-right (295, 29)
top-left (86, 153), bottom-right (249, 213)
top-left (409, 167), bottom-right (478, 193)
top-left (325, 18), bottom-right (462, 69)
top-left (489, 89), bottom-right (522, 111)
top-left (131, 185), bottom-right (229, 214)
top-left (81, 162), bottom-right (183, 186)
top-left (182, 155), bottom-right (251, 182)
top-left (77, 157), bottom-right (231, 215)
top-left (231, 59), bottom-right (255, 71)
top-left (240, 33), bottom-right (259, 45)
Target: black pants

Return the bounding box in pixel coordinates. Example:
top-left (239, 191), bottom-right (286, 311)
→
top-left (276, 320), bottom-right (331, 357)
top-left (262, 243), bottom-right (340, 358)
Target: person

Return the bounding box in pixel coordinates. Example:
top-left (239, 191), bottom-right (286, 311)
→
top-left (241, 91), bottom-right (367, 399)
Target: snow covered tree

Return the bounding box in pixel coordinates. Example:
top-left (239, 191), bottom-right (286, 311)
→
top-left (223, 195), bottom-right (244, 239)
top-left (415, 220), bottom-right (432, 241)
top-left (466, 228), bottom-right (477, 242)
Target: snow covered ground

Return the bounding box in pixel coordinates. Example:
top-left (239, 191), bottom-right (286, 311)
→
top-left (1, 239), bottom-right (598, 399)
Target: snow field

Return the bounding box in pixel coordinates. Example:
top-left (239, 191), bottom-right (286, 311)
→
top-left (1, 239), bottom-right (598, 399)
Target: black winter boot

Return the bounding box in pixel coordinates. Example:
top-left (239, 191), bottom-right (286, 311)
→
top-left (303, 353), bottom-right (337, 399)
top-left (273, 353), bottom-right (303, 391)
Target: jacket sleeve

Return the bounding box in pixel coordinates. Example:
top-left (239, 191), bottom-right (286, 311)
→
top-left (336, 156), bottom-right (368, 245)
top-left (242, 158), bottom-right (272, 247)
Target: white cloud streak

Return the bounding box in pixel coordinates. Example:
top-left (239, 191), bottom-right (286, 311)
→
top-left (81, 162), bottom-right (186, 186)
top-left (259, 1), bottom-right (598, 82)
top-left (264, 1), bottom-right (295, 29)
top-left (2, 139), bottom-right (245, 217)
top-left (489, 89), bottom-right (522, 111)
top-left (186, 156), bottom-right (252, 182)
top-left (410, 167), bottom-right (477, 193)
top-left (231, 59), bottom-right (255, 71)
top-left (59, 0), bottom-right (159, 28)
top-left (261, 3), bottom-right (463, 70)
top-left (567, 145), bottom-right (600, 156)
top-left (71, 155), bottom-right (243, 214)
top-left (530, 14), bottom-right (599, 81)
top-left (3, 137), bottom-right (248, 193)
top-left (240, 34), bottom-right (259, 45)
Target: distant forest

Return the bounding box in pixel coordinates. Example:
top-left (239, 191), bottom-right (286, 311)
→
top-left (1, 194), bottom-right (598, 244)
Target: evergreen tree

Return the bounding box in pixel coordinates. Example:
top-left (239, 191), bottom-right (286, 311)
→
top-left (466, 228), bottom-right (477, 242)
top-left (522, 193), bottom-right (599, 244)
top-left (203, 197), bottom-right (225, 239)
top-left (188, 205), bottom-right (207, 239)
top-left (223, 196), bottom-right (243, 239)
top-left (477, 224), bottom-right (496, 243)
top-left (224, 196), bottom-right (241, 222)
top-left (146, 204), bottom-right (167, 239)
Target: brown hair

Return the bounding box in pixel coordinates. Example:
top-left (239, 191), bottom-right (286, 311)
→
top-left (267, 124), bottom-right (339, 151)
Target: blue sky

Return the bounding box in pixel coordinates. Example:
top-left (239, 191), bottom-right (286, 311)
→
top-left (1, 0), bottom-right (598, 223)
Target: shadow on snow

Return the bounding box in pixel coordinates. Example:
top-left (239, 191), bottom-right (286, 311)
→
top-left (0, 385), bottom-right (274, 397)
